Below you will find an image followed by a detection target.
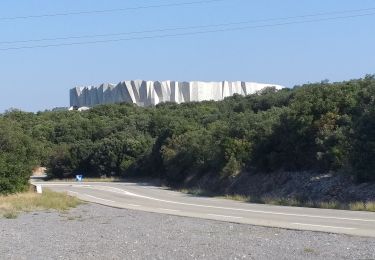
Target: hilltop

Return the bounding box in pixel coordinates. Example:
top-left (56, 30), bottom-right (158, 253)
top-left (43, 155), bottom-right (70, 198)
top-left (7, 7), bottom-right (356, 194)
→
top-left (1, 75), bottom-right (375, 208)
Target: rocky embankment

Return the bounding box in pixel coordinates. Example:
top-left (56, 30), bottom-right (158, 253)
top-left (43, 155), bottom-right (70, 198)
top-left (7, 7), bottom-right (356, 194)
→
top-left (186, 171), bottom-right (375, 206)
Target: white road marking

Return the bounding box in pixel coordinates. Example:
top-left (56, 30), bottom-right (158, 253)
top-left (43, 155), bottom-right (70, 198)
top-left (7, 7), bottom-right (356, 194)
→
top-left (207, 214), bottom-right (243, 219)
top-left (127, 204), bottom-right (141, 207)
top-left (85, 194), bottom-right (116, 203)
top-left (90, 185), bottom-right (375, 223)
top-left (67, 190), bottom-right (116, 203)
top-left (292, 223), bottom-right (357, 230)
top-left (43, 183), bottom-right (375, 223)
top-left (157, 208), bottom-right (180, 212)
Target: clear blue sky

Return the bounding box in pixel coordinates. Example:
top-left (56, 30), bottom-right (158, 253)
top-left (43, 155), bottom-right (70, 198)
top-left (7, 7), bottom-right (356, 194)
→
top-left (1, 0), bottom-right (374, 112)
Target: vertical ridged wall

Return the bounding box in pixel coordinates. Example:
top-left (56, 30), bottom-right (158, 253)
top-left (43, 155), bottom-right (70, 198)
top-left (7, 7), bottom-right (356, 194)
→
top-left (70, 80), bottom-right (284, 107)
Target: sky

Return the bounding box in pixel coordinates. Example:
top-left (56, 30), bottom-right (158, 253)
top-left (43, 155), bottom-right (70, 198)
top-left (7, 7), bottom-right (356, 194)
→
top-left (0, 0), bottom-right (374, 112)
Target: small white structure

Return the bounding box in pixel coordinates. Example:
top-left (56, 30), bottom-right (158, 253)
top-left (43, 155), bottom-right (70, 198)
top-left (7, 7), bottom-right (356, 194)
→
top-left (36, 185), bottom-right (43, 194)
top-left (77, 106), bottom-right (90, 112)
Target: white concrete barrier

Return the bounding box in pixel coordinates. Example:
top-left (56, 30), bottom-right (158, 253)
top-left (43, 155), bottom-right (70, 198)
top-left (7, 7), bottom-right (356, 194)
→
top-left (35, 184), bottom-right (43, 194)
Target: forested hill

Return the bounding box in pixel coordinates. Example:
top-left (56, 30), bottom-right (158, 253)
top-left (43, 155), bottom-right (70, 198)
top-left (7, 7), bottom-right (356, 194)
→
top-left (1, 75), bottom-right (375, 195)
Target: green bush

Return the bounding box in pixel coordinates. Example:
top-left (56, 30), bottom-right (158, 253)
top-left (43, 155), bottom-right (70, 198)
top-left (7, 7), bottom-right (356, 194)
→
top-left (1, 76), bottom-right (375, 193)
top-left (0, 119), bottom-right (37, 195)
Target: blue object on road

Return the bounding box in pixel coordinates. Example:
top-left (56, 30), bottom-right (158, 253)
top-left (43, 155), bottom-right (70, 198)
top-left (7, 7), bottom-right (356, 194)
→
top-left (76, 175), bottom-right (83, 182)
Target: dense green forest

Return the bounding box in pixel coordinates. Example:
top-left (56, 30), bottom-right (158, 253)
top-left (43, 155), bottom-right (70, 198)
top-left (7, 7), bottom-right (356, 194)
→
top-left (1, 75), bottom-right (375, 194)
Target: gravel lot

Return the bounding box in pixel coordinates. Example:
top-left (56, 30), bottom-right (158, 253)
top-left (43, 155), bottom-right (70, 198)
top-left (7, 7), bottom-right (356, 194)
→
top-left (1, 203), bottom-right (374, 260)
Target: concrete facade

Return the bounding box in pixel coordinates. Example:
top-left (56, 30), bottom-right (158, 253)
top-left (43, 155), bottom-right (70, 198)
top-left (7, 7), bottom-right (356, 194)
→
top-left (70, 80), bottom-right (284, 107)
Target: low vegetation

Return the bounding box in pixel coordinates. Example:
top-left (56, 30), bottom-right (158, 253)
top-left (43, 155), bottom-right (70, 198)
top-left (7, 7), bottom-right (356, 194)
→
top-left (1, 75), bottom-right (374, 208)
top-left (349, 201), bottom-right (375, 212)
top-left (47, 177), bottom-right (123, 182)
top-left (180, 189), bottom-right (375, 212)
top-left (0, 188), bottom-right (81, 219)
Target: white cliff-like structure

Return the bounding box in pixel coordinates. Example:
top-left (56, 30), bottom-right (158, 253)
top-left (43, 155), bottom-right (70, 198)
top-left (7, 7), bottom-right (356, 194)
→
top-left (70, 80), bottom-right (284, 108)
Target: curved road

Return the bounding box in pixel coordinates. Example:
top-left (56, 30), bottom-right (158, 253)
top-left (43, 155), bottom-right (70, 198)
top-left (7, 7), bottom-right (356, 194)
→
top-left (34, 181), bottom-right (375, 237)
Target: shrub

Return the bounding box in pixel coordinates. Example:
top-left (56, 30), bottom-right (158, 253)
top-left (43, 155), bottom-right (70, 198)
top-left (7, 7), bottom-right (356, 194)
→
top-left (0, 119), bottom-right (37, 195)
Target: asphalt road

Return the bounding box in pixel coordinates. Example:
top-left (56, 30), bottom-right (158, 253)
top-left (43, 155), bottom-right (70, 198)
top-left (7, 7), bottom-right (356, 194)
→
top-left (34, 181), bottom-right (375, 237)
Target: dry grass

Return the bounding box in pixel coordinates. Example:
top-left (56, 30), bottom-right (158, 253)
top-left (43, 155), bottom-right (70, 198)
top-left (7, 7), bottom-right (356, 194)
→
top-left (179, 188), bottom-right (213, 197)
top-left (218, 194), bottom-right (250, 202)
top-left (0, 189), bottom-right (82, 219)
top-left (260, 197), bottom-right (302, 207)
top-left (177, 188), bottom-right (375, 212)
top-left (48, 177), bottom-right (122, 182)
top-left (317, 201), bottom-right (342, 210)
top-left (349, 201), bottom-right (375, 212)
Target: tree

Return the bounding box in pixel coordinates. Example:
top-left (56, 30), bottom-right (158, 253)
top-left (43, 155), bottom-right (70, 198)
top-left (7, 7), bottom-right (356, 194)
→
top-left (0, 119), bottom-right (37, 194)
